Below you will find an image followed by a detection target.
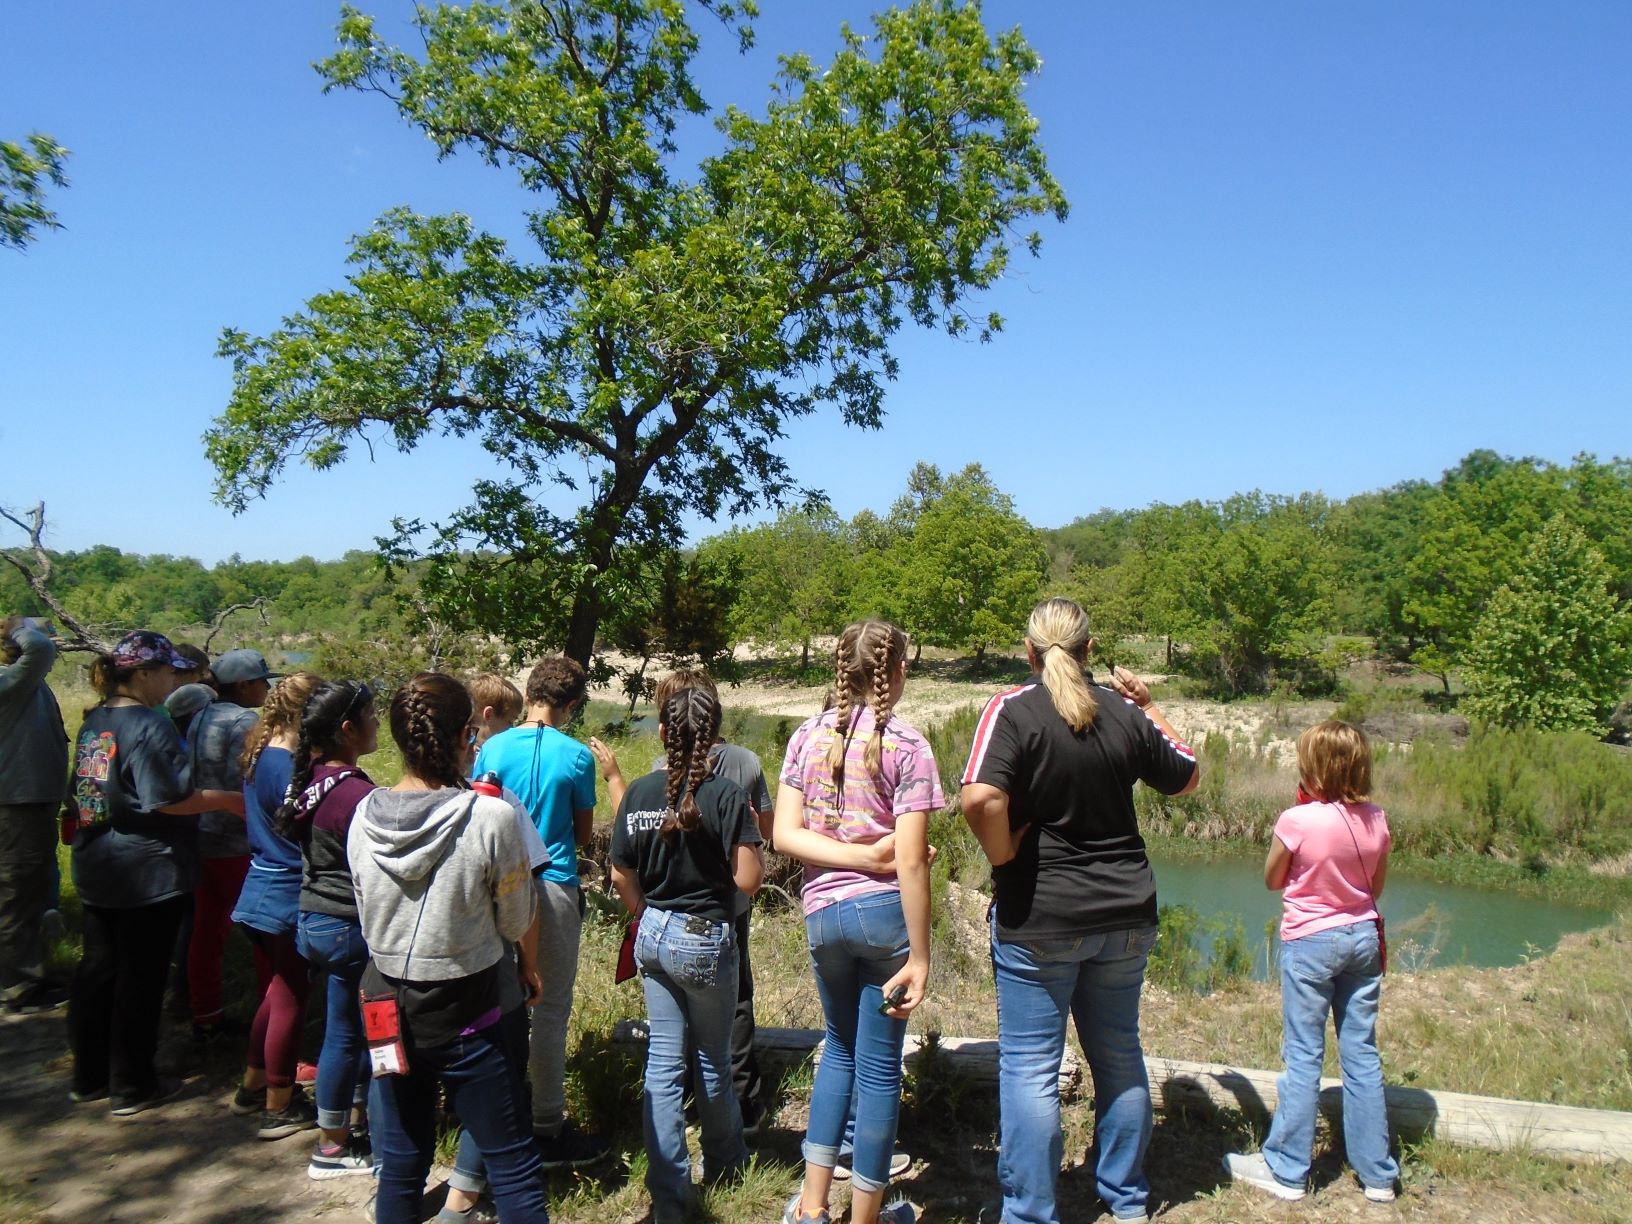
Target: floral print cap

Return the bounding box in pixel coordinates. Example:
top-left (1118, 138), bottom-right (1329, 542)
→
top-left (110, 630), bottom-right (196, 671)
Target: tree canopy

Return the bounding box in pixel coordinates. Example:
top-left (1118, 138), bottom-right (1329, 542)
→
top-left (0, 133), bottom-right (69, 250)
top-left (205, 0), bottom-right (1066, 667)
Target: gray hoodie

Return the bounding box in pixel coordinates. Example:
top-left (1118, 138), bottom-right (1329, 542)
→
top-left (348, 787), bottom-right (537, 982)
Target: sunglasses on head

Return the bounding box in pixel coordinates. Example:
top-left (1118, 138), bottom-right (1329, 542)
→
top-left (342, 681), bottom-right (374, 723)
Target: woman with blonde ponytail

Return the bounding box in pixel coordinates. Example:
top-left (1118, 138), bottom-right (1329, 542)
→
top-left (961, 597), bottom-right (1200, 1224)
top-left (775, 620), bottom-right (940, 1224)
top-left (609, 683), bottom-right (764, 1224)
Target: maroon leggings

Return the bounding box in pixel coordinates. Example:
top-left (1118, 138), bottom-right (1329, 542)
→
top-left (245, 929), bottom-right (312, 1089)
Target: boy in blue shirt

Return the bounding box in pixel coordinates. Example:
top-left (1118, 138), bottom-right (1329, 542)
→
top-left (472, 657), bottom-right (607, 1169)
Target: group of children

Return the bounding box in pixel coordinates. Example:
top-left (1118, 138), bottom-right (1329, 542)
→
top-left (25, 603), bottom-right (1402, 1223)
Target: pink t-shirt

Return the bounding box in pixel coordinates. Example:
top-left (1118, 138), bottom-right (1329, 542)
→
top-left (1273, 800), bottom-right (1390, 942)
top-left (779, 706), bottom-right (944, 916)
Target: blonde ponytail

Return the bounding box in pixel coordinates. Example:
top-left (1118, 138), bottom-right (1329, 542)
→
top-left (1027, 597), bottom-right (1097, 733)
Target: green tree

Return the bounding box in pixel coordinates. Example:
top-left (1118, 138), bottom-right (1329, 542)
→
top-left (882, 463), bottom-right (1045, 662)
top-left (710, 509), bottom-right (852, 670)
top-left (205, 0), bottom-right (1066, 666)
top-left (0, 134), bottom-right (69, 250)
top-left (1461, 517), bottom-right (1632, 734)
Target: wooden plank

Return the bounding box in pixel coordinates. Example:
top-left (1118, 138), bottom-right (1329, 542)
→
top-left (613, 1022), bottom-right (1632, 1160)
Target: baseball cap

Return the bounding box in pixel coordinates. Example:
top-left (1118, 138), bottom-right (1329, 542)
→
top-left (214, 649), bottom-right (282, 685)
top-left (110, 630), bottom-right (196, 672)
top-left (164, 683), bottom-right (216, 721)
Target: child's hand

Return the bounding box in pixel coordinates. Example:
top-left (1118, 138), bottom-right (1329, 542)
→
top-left (587, 737), bottom-right (623, 783)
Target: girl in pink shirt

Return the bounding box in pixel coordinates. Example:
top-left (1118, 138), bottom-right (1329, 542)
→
top-left (1224, 720), bottom-right (1400, 1205)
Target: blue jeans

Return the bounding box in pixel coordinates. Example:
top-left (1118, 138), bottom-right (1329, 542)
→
top-left (991, 917), bottom-right (1158, 1224)
top-left (371, 1025), bottom-right (547, 1224)
top-left (1263, 920), bottom-right (1400, 1191)
top-left (297, 911), bottom-right (371, 1130)
top-left (804, 891), bottom-right (909, 1194)
top-left (449, 1006), bottom-right (532, 1195)
top-left (637, 906), bottom-right (746, 1223)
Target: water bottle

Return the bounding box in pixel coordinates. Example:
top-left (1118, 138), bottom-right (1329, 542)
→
top-left (471, 771), bottom-right (503, 798)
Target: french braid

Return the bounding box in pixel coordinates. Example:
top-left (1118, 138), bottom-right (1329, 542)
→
top-left (391, 673), bottom-right (472, 789)
top-left (825, 620), bottom-right (908, 791)
top-left (242, 671), bottom-right (322, 779)
top-left (825, 624), bottom-right (864, 793)
top-left (865, 626), bottom-right (896, 775)
top-left (659, 685), bottom-right (721, 842)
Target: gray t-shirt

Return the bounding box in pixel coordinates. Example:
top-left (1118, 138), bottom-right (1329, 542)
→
top-left (188, 700), bottom-right (258, 858)
top-left (70, 705), bottom-right (197, 908)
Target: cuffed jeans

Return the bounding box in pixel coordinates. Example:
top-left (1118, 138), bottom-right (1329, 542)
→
top-left (371, 1025), bottom-right (548, 1224)
top-left (0, 804), bottom-right (56, 1002)
top-left (991, 917), bottom-right (1158, 1224)
top-left (804, 891), bottom-right (910, 1194)
top-left (637, 906), bottom-right (746, 1223)
top-left (530, 878), bottom-right (581, 1136)
top-left (449, 1005), bottom-right (532, 1196)
top-left (297, 911), bottom-right (371, 1130)
top-left (1263, 920), bottom-right (1400, 1192)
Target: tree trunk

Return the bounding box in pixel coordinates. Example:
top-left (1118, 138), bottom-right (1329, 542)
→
top-left (801, 638), bottom-right (810, 670)
top-left (913, 640), bottom-right (923, 666)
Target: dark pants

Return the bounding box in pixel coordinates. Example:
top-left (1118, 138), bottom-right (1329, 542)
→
top-left (371, 1025), bottom-right (549, 1224)
top-left (684, 906), bottom-right (763, 1111)
top-left (69, 896), bottom-right (188, 1097)
top-left (244, 928), bottom-right (312, 1088)
top-left (449, 1005), bottom-right (532, 1195)
top-left (0, 803), bottom-right (56, 1002)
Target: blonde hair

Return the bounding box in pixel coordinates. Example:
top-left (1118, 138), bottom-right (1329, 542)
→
top-left (1296, 720), bottom-right (1372, 803)
top-left (467, 672), bottom-right (523, 725)
top-left (241, 671), bottom-right (323, 779)
top-left (1027, 597), bottom-right (1097, 733)
top-left (825, 620), bottom-right (908, 788)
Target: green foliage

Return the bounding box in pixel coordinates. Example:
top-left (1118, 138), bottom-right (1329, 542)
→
top-left (878, 464), bottom-right (1047, 658)
top-left (206, 0), bottom-right (1065, 666)
top-left (704, 509), bottom-right (852, 667)
top-left (1149, 904), bottom-right (1253, 995)
top-left (0, 133), bottom-right (69, 250)
top-left (1461, 518), bottom-right (1632, 734)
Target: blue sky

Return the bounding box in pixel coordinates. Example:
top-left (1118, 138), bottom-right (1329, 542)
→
top-left (3, 1), bottom-right (1628, 564)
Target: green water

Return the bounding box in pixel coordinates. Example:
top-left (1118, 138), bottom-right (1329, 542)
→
top-left (1149, 852), bottom-right (1613, 977)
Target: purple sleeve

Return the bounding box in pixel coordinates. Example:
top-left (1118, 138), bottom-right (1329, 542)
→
top-left (893, 734), bottom-right (944, 817)
top-left (779, 722), bottom-right (810, 792)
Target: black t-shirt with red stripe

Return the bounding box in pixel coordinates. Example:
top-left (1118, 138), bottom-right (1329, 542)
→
top-left (961, 678), bottom-right (1197, 941)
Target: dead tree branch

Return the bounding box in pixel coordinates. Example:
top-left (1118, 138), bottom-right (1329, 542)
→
top-left (202, 597), bottom-right (272, 652)
top-left (0, 501), bottom-right (113, 653)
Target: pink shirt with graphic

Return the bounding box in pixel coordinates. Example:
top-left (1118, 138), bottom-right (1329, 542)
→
top-left (779, 707), bottom-right (944, 916)
top-left (1274, 800), bottom-right (1391, 942)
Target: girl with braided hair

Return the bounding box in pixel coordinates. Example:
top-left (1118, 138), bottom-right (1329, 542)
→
top-left (774, 620), bottom-right (941, 1224)
top-left (282, 679), bottom-right (381, 1178)
top-left (348, 673), bottom-right (547, 1224)
top-left (609, 684), bottom-right (764, 1224)
top-left (228, 671), bottom-right (323, 1138)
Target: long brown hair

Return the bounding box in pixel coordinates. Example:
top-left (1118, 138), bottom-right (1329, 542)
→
top-left (242, 672), bottom-right (322, 779)
top-left (391, 672), bottom-right (474, 789)
top-left (660, 685), bottom-right (722, 842)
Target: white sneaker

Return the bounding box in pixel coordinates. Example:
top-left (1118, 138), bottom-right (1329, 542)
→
top-left (832, 1147), bottom-right (912, 1183)
top-left (1363, 1182), bottom-right (1398, 1203)
top-left (1222, 1151), bottom-right (1306, 1201)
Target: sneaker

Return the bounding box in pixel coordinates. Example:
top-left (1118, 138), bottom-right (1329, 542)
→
top-left (111, 1078), bottom-right (185, 1117)
top-left (534, 1121), bottom-right (609, 1170)
top-left (832, 1146), bottom-right (912, 1184)
top-left (191, 1017), bottom-right (245, 1045)
top-left (230, 1084), bottom-right (265, 1116)
top-left (6, 985), bottom-right (68, 1014)
top-left (1364, 1182), bottom-right (1398, 1203)
top-left (877, 1204), bottom-right (916, 1224)
top-left (782, 1192), bottom-right (830, 1224)
top-left (1111, 1215), bottom-right (1150, 1224)
top-left (69, 1084), bottom-right (109, 1104)
top-left (1222, 1151), bottom-right (1306, 1201)
top-left (433, 1201), bottom-right (500, 1224)
top-left (295, 1060), bottom-right (318, 1084)
top-left (308, 1136), bottom-right (374, 1180)
top-left (259, 1091), bottom-right (319, 1140)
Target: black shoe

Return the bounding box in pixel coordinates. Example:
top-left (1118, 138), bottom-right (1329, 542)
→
top-left (69, 1084), bottom-right (110, 1104)
top-left (534, 1121), bottom-right (609, 1170)
top-left (6, 985), bottom-right (67, 1014)
top-left (258, 1090), bottom-right (319, 1140)
top-left (191, 1017), bottom-right (245, 1045)
top-left (230, 1084), bottom-right (266, 1116)
top-left (111, 1078), bottom-right (185, 1117)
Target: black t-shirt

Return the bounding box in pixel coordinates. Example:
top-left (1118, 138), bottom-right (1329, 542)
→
top-left (962, 679), bottom-right (1197, 940)
top-left (70, 704), bottom-right (198, 909)
top-left (611, 771), bottom-right (762, 924)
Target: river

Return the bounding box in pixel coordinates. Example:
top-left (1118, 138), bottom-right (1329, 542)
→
top-left (1150, 851), bottom-right (1612, 977)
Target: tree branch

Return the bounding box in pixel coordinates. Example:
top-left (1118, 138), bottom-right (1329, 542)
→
top-left (201, 597), bottom-right (271, 652)
top-left (0, 501), bottom-right (114, 652)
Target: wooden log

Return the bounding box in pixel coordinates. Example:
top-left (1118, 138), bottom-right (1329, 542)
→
top-left (612, 1023), bottom-right (1632, 1160)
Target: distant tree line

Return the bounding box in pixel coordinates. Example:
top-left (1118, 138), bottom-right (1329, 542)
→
top-left (5, 449), bottom-right (1629, 734)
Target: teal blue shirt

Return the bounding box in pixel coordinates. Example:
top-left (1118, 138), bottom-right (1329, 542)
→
top-left (473, 724), bottom-right (596, 886)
